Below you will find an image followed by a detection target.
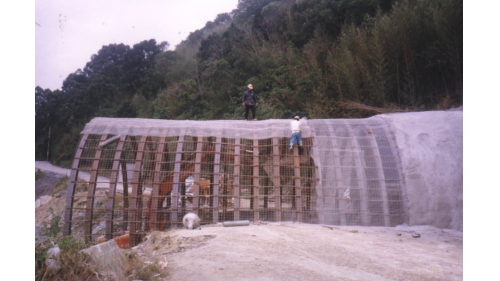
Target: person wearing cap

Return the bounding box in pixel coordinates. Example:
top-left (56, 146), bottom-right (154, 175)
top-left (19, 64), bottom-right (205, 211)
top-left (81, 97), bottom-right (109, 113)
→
top-left (289, 116), bottom-right (303, 151)
top-left (242, 84), bottom-right (258, 121)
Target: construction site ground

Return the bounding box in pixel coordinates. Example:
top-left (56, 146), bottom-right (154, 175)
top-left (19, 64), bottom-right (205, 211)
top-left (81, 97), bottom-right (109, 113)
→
top-left (35, 162), bottom-right (463, 280)
top-left (134, 223), bottom-right (462, 281)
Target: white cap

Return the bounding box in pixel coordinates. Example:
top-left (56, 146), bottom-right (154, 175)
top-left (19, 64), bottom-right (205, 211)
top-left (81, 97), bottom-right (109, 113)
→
top-left (247, 84), bottom-right (253, 89)
top-left (294, 116), bottom-right (299, 120)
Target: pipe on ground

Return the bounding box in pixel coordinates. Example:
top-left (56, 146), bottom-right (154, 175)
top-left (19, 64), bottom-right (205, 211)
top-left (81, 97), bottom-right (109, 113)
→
top-left (223, 220), bottom-right (250, 227)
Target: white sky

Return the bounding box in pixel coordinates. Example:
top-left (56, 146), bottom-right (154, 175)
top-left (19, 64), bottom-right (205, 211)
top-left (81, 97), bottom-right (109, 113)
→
top-left (35, 0), bottom-right (238, 90)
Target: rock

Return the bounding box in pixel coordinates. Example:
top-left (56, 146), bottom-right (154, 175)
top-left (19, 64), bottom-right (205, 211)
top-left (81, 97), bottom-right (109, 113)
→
top-left (412, 233), bottom-right (421, 238)
top-left (349, 230), bottom-right (358, 233)
top-left (35, 226), bottom-right (42, 239)
top-left (45, 246), bottom-right (61, 271)
top-left (396, 233), bottom-right (402, 236)
top-left (182, 213), bottom-right (201, 230)
top-left (40, 195), bottom-right (53, 206)
top-left (97, 235), bottom-right (106, 243)
top-left (92, 220), bottom-right (106, 234)
top-left (46, 258), bottom-right (61, 271)
top-left (47, 246), bottom-right (61, 259)
top-left (36, 199), bottom-right (41, 208)
top-left (81, 239), bottom-right (127, 279)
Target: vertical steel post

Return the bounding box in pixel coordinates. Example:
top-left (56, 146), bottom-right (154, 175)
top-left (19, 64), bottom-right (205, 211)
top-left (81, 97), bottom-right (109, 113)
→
top-left (83, 134), bottom-right (108, 243)
top-left (272, 135), bottom-right (281, 222)
top-left (253, 134), bottom-right (260, 221)
top-left (293, 144), bottom-right (302, 222)
top-left (63, 134), bottom-right (89, 235)
top-left (369, 126), bottom-right (391, 227)
top-left (150, 136), bottom-right (167, 231)
top-left (105, 135), bottom-right (126, 240)
top-left (310, 127), bottom-right (324, 224)
top-left (192, 136), bottom-right (203, 215)
top-left (233, 136), bottom-right (241, 221)
top-left (129, 136), bottom-right (147, 247)
top-left (345, 123), bottom-right (370, 226)
top-left (213, 136), bottom-right (222, 222)
top-left (171, 132), bottom-right (185, 228)
top-left (329, 124), bottom-right (346, 225)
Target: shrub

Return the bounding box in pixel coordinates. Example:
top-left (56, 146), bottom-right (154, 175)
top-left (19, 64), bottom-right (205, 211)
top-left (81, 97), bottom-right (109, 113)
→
top-left (35, 169), bottom-right (43, 182)
top-left (35, 235), bottom-right (96, 281)
top-left (124, 253), bottom-right (168, 281)
top-left (41, 207), bottom-right (63, 239)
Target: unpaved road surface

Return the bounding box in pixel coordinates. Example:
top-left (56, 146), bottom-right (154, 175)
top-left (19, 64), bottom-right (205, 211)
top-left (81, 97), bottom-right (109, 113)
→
top-left (35, 161), bottom-right (71, 177)
top-left (35, 161), bottom-right (123, 190)
top-left (135, 222), bottom-right (462, 281)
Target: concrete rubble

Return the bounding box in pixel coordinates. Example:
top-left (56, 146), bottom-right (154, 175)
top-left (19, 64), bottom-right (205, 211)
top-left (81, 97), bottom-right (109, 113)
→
top-left (45, 246), bottom-right (61, 271)
top-left (81, 239), bottom-right (128, 280)
top-left (35, 195), bottom-right (53, 209)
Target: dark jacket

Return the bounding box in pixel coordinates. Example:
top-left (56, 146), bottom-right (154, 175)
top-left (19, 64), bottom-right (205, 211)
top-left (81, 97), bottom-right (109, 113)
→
top-left (242, 90), bottom-right (257, 106)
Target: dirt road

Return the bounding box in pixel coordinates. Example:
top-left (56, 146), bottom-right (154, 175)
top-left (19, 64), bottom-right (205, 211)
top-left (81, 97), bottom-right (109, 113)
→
top-left (35, 161), bottom-right (123, 190)
top-left (134, 222), bottom-right (462, 281)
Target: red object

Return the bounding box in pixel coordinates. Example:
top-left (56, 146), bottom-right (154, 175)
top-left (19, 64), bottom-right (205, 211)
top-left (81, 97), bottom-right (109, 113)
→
top-left (113, 234), bottom-right (130, 249)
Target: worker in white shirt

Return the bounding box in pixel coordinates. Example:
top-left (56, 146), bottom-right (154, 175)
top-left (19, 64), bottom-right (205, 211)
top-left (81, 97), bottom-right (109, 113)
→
top-left (289, 116), bottom-right (303, 151)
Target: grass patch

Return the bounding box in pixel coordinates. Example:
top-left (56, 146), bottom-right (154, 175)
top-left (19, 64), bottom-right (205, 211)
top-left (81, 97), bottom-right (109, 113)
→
top-left (124, 253), bottom-right (168, 281)
top-left (36, 209), bottom-right (96, 281)
top-left (35, 169), bottom-right (43, 182)
top-left (51, 176), bottom-right (69, 196)
top-left (41, 207), bottom-right (63, 238)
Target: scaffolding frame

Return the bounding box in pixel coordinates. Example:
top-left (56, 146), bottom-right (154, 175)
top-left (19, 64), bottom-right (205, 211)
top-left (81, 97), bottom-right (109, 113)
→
top-left (64, 117), bottom-right (408, 247)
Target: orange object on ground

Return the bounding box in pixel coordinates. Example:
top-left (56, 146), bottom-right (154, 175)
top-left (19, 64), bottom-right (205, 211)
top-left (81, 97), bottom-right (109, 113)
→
top-left (113, 234), bottom-right (130, 249)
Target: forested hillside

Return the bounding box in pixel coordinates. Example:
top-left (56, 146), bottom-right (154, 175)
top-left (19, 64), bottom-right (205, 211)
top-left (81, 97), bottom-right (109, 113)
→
top-left (35, 0), bottom-right (462, 165)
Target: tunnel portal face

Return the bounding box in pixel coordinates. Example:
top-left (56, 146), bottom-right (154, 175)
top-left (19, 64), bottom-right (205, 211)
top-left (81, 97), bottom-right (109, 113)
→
top-left (64, 118), bottom-right (407, 246)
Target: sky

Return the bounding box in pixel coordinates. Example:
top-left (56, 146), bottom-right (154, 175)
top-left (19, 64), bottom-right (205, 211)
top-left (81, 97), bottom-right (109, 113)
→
top-left (35, 0), bottom-right (238, 90)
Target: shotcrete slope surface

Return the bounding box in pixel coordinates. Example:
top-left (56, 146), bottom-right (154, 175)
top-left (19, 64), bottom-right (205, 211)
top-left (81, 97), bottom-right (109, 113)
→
top-left (379, 110), bottom-right (463, 230)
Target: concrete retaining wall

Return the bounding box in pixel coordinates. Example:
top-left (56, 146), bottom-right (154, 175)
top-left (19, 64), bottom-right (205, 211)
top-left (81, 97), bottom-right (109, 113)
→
top-left (380, 110), bottom-right (463, 231)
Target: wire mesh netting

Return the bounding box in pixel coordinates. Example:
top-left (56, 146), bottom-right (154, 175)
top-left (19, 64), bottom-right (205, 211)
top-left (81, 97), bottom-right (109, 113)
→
top-left (64, 117), bottom-right (407, 246)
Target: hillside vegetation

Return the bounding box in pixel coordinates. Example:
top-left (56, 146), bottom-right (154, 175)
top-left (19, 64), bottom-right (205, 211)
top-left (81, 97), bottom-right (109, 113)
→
top-left (35, 0), bottom-right (462, 165)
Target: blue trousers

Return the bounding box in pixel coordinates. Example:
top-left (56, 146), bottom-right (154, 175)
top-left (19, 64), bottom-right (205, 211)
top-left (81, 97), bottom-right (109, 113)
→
top-left (289, 132), bottom-right (302, 148)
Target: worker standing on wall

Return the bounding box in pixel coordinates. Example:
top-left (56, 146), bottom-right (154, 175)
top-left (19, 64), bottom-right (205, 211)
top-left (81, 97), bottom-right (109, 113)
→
top-left (289, 116), bottom-right (303, 151)
top-left (242, 84), bottom-right (258, 121)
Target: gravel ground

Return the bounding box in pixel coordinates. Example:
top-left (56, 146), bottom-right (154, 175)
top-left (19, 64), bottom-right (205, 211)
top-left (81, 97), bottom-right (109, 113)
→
top-left (133, 222), bottom-right (463, 281)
